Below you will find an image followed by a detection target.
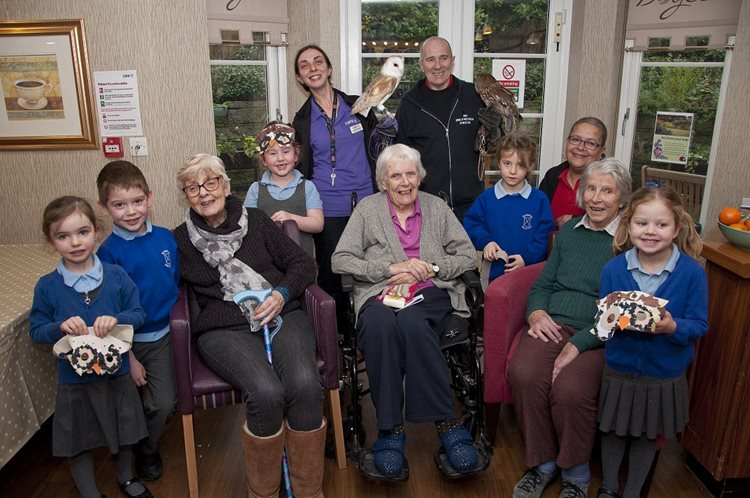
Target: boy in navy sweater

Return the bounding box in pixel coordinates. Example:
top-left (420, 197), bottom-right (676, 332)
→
top-left (97, 160), bottom-right (180, 480)
top-left (464, 133), bottom-right (554, 282)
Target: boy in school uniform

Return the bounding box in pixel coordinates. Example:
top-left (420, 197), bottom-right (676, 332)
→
top-left (97, 160), bottom-right (180, 481)
top-left (464, 132), bottom-right (555, 282)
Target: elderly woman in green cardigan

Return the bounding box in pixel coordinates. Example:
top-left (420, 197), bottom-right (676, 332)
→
top-left (507, 158), bottom-right (632, 498)
top-left (332, 144), bottom-right (485, 481)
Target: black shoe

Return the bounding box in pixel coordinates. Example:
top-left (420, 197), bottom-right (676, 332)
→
top-left (134, 449), bottom-right (163, 481)
top-left (118, 478), bottom-right (153, 498)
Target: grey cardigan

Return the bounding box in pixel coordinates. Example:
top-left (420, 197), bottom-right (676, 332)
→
top-left (331, 191), bottom-right (476, 317)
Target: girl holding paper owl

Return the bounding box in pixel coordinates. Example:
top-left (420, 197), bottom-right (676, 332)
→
top-left (593, 186), bottom-right (707, 498)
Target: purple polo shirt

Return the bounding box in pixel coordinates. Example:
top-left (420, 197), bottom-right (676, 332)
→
top-left (387, 196), bottom-right (434, 291)
top-left (310, 98), bottom-right (373, 217)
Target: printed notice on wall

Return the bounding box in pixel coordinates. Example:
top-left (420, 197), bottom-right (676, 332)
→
top-left (492, 59), bottom-right (526, 109)
top-left (93, 70), bottom-right (143, 136)
top-left (651, 111), bottom-right (693, 165)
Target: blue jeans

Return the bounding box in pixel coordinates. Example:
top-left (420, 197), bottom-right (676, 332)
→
top-left (197, 309), bottom-right (323, 436)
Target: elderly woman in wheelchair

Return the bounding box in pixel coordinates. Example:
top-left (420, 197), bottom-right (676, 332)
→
top-left (331, 144), bottom-right (488, 481)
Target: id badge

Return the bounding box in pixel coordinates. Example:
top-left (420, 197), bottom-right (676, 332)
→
top-left (350, 123), bottom-right (363, 134)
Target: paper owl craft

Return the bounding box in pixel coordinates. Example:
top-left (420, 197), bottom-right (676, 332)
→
top-left (591, 291), bottom-right (669, 341)
top-left (53, 324), bottom-right (134, 376)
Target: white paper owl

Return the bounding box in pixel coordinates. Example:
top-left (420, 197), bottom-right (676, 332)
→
top-left (351, 56), bottom-right (404, 118)
top-left (591, 291), bottom-right (669, 341)
top-left (53, 325), bottom-right (133, 376)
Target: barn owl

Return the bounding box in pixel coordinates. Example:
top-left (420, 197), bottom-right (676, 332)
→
top-left (53, 325), bottom-right (133, 376)
top-left (351, 56), bottom-right (404, 118)
top-left (474, 73), bottom-right (522, 149)
top-left (591, 291), bottom-right (669, 341)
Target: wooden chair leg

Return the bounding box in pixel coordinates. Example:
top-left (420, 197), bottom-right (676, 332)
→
top-left (327, 388), bottom-right (347, 469)
top-left (182, 413), bottom-right (200, 498)
top-left (484, 402), bottom-right (501, 447)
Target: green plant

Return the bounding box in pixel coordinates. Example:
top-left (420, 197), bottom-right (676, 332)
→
top-left (216, 133), bottom-right (238, 161)
top-left (243, 134), bottom-right (258, 160)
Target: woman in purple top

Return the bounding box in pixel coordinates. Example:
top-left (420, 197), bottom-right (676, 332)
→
top-left (292, 44), bottom-right (379, 332)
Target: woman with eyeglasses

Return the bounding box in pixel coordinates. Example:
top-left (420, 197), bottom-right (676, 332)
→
top-left (173, 154), bottom-right (326, 498)
top-left (292, 44), bottom-right (380, 336)
top-left (539, 117), bottom-right (608, 228)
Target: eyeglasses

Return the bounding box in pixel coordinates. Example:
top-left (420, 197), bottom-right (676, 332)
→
top-left (567, 136), bottom-right (601, 151)
top-left (182, 176), bottom-right (221, 198)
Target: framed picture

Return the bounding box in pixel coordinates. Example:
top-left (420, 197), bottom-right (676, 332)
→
top-left (0, 19), bottom-right (97, 150)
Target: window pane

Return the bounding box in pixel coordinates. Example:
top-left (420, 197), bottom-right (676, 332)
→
top-left (362, 57), bottom-right (422, 114)
top-left (482, 117), bottom-right (543, 189)
top-left (361, 0), bottom-right (438, 54)
top-left (211, 63), bottom-right (268, 200)
top-left (209, 43), bottom-right (265, 62)
top-left (474, 0), bottom-right (548, 55)
top-left (631, 65), bottom-right (722, 185)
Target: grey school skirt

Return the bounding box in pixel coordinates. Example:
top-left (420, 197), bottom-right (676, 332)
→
top-left (53, 374), bottom-right (148, 457)
top-left (598, 367), bottom-right (689, 440)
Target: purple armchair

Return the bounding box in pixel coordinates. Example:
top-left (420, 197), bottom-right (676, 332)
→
top-left (170, 220), bottom-right (345, 498)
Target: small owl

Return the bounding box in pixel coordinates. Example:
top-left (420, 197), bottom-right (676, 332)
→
top-left (474, 73), bottom-right (522, 152)
top-left (591, 291), bottom-right (669, 341)
top-left (351, 56), bottom-right (405, 118)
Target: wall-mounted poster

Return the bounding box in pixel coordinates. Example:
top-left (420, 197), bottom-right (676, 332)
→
top-left (0, 19), bottom-right (97, 150)
top-left (651, 111), bottom-right (693, 165)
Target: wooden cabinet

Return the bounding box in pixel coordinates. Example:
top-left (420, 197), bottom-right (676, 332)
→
top-left (682, 229), bottom-right (750, 490)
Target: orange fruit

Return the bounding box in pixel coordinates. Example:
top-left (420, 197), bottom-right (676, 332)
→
top-left (728, 222), bottom-right (748, 231)
top-left (719, 207), bottom-right (742, 225)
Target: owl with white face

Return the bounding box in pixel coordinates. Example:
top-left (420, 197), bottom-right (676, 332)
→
top-left (591, 291), bottom-right (669, 341)
top-left (351, 56), bottom-right (405, 118)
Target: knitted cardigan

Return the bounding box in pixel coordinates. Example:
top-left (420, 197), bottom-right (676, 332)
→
top-left (331, 191), bottom-right (476, 317)
top-left (173, 196), bottom-right (316, 334)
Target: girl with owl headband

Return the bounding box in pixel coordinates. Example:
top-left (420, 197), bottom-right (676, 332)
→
top-left (244, 121), bottom-right (324, 256)
top-left (29, 196), bottom-right (153, 498)
top-left (595, 186), bottom-right (707, 498)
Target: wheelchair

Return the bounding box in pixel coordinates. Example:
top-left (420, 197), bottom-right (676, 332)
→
top-left (339, 269), bottom-right (492, 481)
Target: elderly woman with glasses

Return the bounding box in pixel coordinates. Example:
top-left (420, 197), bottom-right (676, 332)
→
top-left (332, 144), bottom-right (484, 481)
top-left (508, 158), bottom-right (632, 498)
top-left (539, 117), bottom-right (608, 228)
top-left (173, 154), bottom-right (326, 498)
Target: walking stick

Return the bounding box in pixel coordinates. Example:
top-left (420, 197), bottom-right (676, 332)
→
top-left (234, 289), bottom-right (293, 498)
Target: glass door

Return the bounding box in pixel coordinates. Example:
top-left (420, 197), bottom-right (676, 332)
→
top-left (615, 38), bottom-right (734, 226)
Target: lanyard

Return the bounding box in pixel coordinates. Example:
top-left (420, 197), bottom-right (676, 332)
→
top-left (314, 93), bottom-right (338, 186)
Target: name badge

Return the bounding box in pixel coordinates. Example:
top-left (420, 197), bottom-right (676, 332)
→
top-left (350, 123), bottom-right (363, 134)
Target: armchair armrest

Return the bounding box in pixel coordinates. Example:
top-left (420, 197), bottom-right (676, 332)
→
top-left (170, 286), bottom-right (195, 415)
top-left (302, 283), bottom-right (339, 390)
top-left (483, 262), bottom-right (545, 404)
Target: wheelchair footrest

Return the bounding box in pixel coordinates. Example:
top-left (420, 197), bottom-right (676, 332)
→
top-left (433, 440), bottom-right (491, 479)
top-left (356, 447), bottom-right (410, 482)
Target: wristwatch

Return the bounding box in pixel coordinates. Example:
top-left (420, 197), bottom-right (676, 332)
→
top-left (431, 263), bottom-right (440, 275)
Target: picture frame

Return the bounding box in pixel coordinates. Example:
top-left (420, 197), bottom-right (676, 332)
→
top-left (0, 19), bottom-right (98, 150)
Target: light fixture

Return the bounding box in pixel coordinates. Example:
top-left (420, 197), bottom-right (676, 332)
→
top-left (482, 21), bottom-right (493, 36)
top-left (526, 32), bottom-right (543, 45)
top-left (475, 30), bottom-right (483, 42)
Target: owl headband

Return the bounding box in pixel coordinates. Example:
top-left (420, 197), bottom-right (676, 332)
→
top-left (53, 325), bottom-right (134, 376)
top-left (256, 124), bottom-right (296, 154)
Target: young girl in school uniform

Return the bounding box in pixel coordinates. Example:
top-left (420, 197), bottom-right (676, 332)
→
top-left (595, 187), bottom-right (708, 498)
top-left (29, 196), bottom-right (152, 498)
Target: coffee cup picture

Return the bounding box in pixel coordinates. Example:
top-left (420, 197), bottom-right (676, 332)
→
top-left (13, 78), bottom-right (51, 109)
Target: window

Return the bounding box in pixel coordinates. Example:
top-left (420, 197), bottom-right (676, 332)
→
top-left (345, 0), bottom-right (568, 187)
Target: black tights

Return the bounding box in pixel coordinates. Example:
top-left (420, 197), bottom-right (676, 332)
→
top-left (600, 432), bottom-right (658, 498)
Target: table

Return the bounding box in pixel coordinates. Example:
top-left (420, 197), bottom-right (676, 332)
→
top-left (0, 245), bottom-right (59, 469)
top-left (682, 229), bottom-right (750, 496)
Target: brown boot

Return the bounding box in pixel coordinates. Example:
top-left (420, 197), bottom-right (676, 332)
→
top-left (285, 419), bottom-right (326, 498)
top-left (241, 423), bottom-right (284, 498)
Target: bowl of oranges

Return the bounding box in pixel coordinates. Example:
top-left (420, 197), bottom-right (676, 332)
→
top-left (718, 207), bottom-right (750, 249)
